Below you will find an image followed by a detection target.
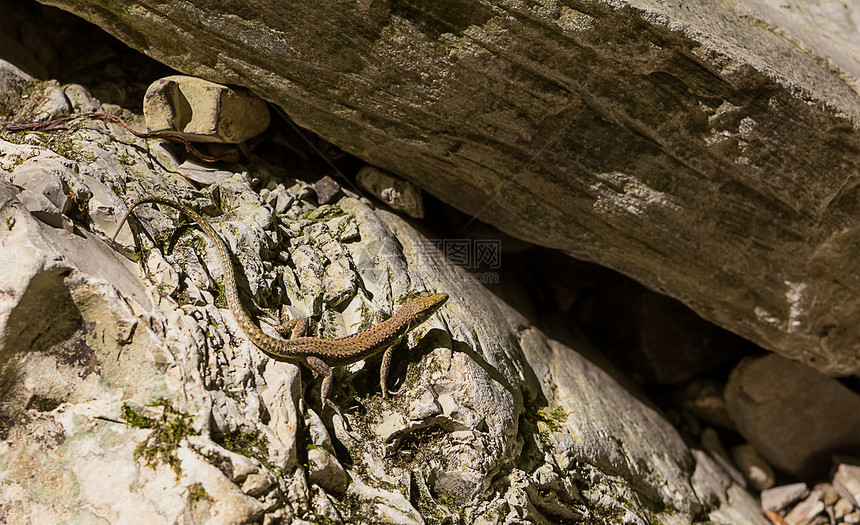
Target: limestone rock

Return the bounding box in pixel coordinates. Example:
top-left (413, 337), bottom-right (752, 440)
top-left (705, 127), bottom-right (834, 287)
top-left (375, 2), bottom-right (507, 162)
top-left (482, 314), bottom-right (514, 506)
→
top-left (674, 379), bottom-right (735, 431)
top-left (144, 75), bottom-right (270, 143)
top-left (761, 483), bottom-right (809, 513)
top-left (731, 443), bottom-right (774, 492)
top-left (33, 0), bottom-right (860, 375)
top-left (356, 165), bottom-right (424, 219)
top-left (834, 464), bottom-right (860, 507)
top-left (783, 489), bottom-right (825, 525)
top-left (725, 355), bottom-right (860, 478)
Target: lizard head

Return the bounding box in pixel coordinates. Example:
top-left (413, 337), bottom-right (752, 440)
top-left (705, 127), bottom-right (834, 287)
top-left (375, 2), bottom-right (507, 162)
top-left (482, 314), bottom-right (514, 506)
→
top-left (400, 291), bottom-right (448, 330)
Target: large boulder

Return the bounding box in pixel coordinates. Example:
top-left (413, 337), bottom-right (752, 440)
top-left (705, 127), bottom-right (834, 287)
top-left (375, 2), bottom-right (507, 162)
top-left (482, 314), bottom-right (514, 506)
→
top-left (32, 0), bottom-right (860, 376)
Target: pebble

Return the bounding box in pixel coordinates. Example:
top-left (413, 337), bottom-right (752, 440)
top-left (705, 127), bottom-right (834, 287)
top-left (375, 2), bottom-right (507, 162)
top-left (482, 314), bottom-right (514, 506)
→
top-left (834, 464), bottom-right (860, 507)
top-left (731, 443), bottom-right (774, 491)
top-left (783, 489), bottom-right (824, 525)
top-left (835, 498), bottom-right (854, 520)
top-left (762, 483), bottom-right (809, 513)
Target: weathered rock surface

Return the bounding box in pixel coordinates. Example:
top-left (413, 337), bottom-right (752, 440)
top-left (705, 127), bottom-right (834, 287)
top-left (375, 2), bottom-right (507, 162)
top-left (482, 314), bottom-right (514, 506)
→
top-left (0, 60), bottom-right (769, 523)
top-left (725, 354), bottom-right (860, 478)
top-left (33, 0), bottom-right (860, 375)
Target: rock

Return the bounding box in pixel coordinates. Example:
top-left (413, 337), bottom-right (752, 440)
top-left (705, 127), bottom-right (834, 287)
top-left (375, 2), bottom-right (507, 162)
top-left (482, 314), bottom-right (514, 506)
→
top-left (13, 189), bottom-right (70, 230)
top-left (702, 427), bottom-right (747, 488)
top-left (0, 58), bottom-right (33, 112)
top-left (10, 163), bottom-right (74, 216)
top-left (41, 0), bottom-right (860, 375)
top-left (356, 166), bottom-right (424, 219)
top-left (731, 444), bottom-right (774, 492)
top-left (178, 160), bottom-right (235, 186)
top-left (674, 379), bottom-right (735, 431)
top-left (143, 75), bottom-right (270, 143)
top-left (725, 354), bottom-right (860, 478)
top-left (784, 489), bottom-right (825, 525)
top-left (690, 450), bottom-right (771, 525)
top-left (816, 483), bottom-right (840, 506)
top-left (307, 447), bottom-right (348, 493)
top-left (834, 464), bottom-right (860, 506)
top-left (761, 483), bottom-right (810, 513)
top-left (834, 498), bottom-right (854, 520)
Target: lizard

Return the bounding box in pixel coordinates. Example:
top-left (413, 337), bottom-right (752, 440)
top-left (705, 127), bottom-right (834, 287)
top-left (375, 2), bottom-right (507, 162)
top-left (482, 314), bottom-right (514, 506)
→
top-left (112, 196), bottom-right (448, 416)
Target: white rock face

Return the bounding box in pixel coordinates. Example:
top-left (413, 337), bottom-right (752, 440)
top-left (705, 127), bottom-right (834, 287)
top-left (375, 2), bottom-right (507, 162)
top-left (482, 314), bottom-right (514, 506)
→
top-left (0, 58), bottom-right (767, 523)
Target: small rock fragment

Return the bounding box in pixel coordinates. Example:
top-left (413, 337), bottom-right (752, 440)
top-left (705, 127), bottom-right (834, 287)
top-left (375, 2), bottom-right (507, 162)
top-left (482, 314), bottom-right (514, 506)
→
top-left (307, 447), bottom-right (348, 493)
top-left (834, 498), bottom-right (854, 520)
top-left (675, 379), bottom-right (735, 430)
top-left (179, 160), bottom-right (235, 185)
top-left (834, 464), bottom-right (860, 507)
top-left (10, 164), bottom-right (72, 215)
top-left (784, 489), bottom-right (824, 525)
top-left (356, 166), bottom-right (424, 218)
top-left (731, 443), bottom-right (774, 491)
top-left (312, 175), bottom-right (341, 204)
top-left (816, 482), bottom-right (839, 506)
top-left (761, 483), bottom-right (809, 513)
top-left (702, 427), bottom-right (747, 487)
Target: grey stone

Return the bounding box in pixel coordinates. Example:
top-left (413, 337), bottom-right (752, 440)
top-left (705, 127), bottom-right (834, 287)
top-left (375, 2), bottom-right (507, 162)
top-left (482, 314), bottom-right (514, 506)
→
top-left (356, 166), bottom-right (424, 219)
top-left (178, 160), bottom-right (235, 185)
top-left (731, 444), bottom-right (774, 492)
top-left (784, 489), bottom-right (825, 525)
top-left (725, 355), bottom-right (860, 478)
top-left (10, 164), bottom-right (72, 215)
top-left (33, 0), bottom-right (860, 376)
top-left (14, 189), bottom-right (68, 229)
top-left (834, 498), bottom-right (854, 520)
top-left (702, 427), bottom-right (747, 488)
top-left (834, 464), bottom-right (860, 507)
top-left (761, 483), bottom-right (809, 513)
top-left (674, 379), bottom-right (735, 431)
top-left (144, 75), bottom-right (270, 143)
top-left (307, 448), bottom-right (348, 493)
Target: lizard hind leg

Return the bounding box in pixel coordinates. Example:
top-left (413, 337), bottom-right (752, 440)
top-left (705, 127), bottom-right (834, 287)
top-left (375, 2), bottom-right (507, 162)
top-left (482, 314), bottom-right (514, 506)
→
top-left (276, 315), bottom-right (308, 339)
top-left (303, 355), bottom-right (345, 421)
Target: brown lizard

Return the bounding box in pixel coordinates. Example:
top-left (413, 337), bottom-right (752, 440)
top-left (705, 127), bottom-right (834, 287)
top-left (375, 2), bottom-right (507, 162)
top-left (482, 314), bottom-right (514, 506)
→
top-left (112, 197), bottom-right (448, 415)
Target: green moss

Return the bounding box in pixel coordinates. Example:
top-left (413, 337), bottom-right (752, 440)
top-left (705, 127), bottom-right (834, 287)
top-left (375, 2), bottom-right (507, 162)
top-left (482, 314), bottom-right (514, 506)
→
top-left (535, 406), bottom-right (568, 432)
top-left (211, 277), bottom-right (227, 308)
top-left (122, 402), bottom-right (154, 429)
top-left (302, 204), bottom-right (347, 222)
top-left (216, 428), bottom-right (273, 471)
top-left (5, 217), bottom-right (14, 230)
top-left (187, 482), bottom-right (212, 503)
top-left (124, 398), bottom-right (197, 478)
top-left (117, 151), bottom-right (137, 167)
top-left (4, 129), bottom-right (95, 164)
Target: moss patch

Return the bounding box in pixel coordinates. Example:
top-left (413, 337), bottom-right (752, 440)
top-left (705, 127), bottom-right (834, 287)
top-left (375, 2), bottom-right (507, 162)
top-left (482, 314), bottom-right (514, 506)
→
top-left (123, 398), bottom-right (197, 477)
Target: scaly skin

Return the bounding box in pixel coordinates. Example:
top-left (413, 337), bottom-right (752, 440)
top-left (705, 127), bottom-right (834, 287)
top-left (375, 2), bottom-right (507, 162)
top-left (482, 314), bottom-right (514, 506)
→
top-left (113, 197), bottom-right (448, 414)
